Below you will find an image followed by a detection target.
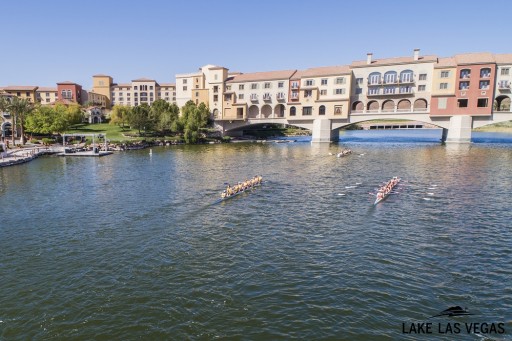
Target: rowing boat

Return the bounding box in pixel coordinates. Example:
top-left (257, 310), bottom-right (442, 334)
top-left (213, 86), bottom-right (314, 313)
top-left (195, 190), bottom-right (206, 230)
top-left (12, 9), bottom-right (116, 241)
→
top-left (219, 179), bottom-right (263, 202)
top-left (374, 177), bottom-right (400, 205)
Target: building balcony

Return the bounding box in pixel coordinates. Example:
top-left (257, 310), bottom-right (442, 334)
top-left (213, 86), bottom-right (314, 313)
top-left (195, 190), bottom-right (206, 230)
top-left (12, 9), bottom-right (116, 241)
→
top-left (291, 84), bottom-right (299, 89)
top-left (398, 79), bottom-right (415, 84)
top-left (367, 89), bottom-right (414, 97)
top-left (250, 94), bottom-right (258, 101)
top-left (276, 93), bottom-right (286, 100)
top-left (498, 82), bottom-right (510, 90)
top-left (263, 94), bottom-right (271, 101)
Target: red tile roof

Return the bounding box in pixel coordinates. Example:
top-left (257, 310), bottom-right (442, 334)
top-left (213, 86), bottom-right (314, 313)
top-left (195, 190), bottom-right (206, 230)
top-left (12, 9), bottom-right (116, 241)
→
top-left (227, 70), bottom-right (297, 83)
top-left (3, 85), bottom-right (38, 91)
top-left (454, 52), bottom-right (495, 65)
top-left (435, 57), bottom-right (456, 68)
top-left (494, 54), bottom-right (512, 64)
top-left (351, 55), bottom-right (438, 67)
top-left (301, 65), bottom-right (351, 77)
top-left (131, 78), bottom-right (156, 82)
top-left (37, 87), bottom-right (57, 92)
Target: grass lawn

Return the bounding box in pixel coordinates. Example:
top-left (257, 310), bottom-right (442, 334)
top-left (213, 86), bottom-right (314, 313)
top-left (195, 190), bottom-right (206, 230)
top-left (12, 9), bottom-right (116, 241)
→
top-left (64, 123), bottom-right (140, 141)
top-left (474, 120), bottom-right (512, 133)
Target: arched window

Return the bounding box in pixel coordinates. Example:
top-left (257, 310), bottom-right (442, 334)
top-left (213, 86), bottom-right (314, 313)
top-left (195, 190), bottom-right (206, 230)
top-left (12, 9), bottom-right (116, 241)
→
top-left (290, 106), bottom-right (296, 116)
top-left (400, 70), bottom-right (414, 83)
top-left (319, 105), bottom-right (326, 115)
top-left (368, 72), bottom-right (381, 85)
top-left (384, 71), bottom-right (397, 84)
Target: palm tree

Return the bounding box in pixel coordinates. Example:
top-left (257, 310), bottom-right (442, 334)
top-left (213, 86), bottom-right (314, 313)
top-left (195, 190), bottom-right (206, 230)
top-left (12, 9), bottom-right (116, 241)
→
top-left (0, 95), bottom-right (11, 143)
top-left (7, 97), bottom-right (33, 145)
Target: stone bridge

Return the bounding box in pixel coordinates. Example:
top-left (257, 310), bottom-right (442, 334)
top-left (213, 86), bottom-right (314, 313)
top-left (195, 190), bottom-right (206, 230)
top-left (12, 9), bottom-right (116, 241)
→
top-left (216, 110), bottom-right (512, 143)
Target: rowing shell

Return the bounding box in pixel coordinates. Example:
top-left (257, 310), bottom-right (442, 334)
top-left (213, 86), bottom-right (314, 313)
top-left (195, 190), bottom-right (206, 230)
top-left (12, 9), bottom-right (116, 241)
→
top-left (218, 182), bottom-right (262, 202)
top-left (374, 178), bottom-right (400, 205)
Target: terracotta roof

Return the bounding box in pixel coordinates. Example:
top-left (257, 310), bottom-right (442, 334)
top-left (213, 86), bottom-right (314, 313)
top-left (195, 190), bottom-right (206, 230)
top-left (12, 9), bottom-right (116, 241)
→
top-left (57, 81), bottom-right (80, 85)
top-left (93, 74), bottom-right (111, 77)
top-left (494, 54), bottom-right (512, 64)
top-left (159, 83), bottom-right (176, 87)
top-left (3, 85), bottom-right (38, 91)
top-left (227, 70), bottom-right (297, 83)
top-left (37, 87), bottom-right (57, 92)
top-left (454, 52), bottom-right (495, 65)
top-left (291, 70), bottom-right (305, 80)
top-left (301, 65), bottom-right (351, 77)
top-left (435, 57), bottom-right (456, 68)
top-left (131, 78), bottom-right (156, 82)
top-left (351, 55), bottom-right (438, 67)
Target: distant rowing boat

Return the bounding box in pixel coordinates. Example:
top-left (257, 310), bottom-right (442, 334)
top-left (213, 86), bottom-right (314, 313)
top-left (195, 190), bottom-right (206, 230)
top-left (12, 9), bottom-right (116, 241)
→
top-left (219, 176), bottom-right (263, 202)
top-left (374, 177), bottom-right (400, 205)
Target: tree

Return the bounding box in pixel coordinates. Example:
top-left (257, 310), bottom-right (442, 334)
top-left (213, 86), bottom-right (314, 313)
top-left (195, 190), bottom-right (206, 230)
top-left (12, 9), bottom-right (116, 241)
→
top-left (151, 100), bottom-right (179, 133)
top-left (7, 97), bottom-right (34, 145)
top-left (25, 104), bottom-right (82, 136)
top-left (110, 105), bottom-right (131, 129)
top-left (179, 101), bottom-right (211, 143)
top-left (66, 104), bottom-right (84, 128)
top-left (127, 104), bottom-right (153, 134)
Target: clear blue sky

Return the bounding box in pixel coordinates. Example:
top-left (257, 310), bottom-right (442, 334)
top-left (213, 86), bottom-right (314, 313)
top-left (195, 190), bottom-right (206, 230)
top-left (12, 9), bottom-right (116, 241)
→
top-left (2, 0), bottom-right (511, 89)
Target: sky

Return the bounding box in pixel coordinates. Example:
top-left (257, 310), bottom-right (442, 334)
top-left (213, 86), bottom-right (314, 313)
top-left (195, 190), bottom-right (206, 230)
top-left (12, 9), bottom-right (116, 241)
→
top-left (1, 0), bottom-right (511, 89)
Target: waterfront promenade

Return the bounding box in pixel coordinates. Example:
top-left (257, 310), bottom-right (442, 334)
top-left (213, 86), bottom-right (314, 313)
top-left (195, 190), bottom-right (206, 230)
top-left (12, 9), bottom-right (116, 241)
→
top-left (0, 146), bottom-right (57, 167)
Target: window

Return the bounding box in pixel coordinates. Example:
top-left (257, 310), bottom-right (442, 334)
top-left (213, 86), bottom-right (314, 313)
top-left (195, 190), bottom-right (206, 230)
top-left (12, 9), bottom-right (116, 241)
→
top-left (356, 78), bottom-right (363, 85)
top-left (368, 88), bottom-right (380, 95)
top-left (99, 80), bottom-right (104, 86)
top-left (320, 90), bottom-right (327, 95)
top-left (400, 70), bottom-right (413, 83)
top-left (278, 82), bottom-right (284, 88)
top-left (441, 71), bottom-right (450, 78)
top-left (419, 74), bottom-right (427, 81)
top-left (195, 92), bottom-right (199, 97)
top-left (501, 68), bottom-right (510, 76)
top-left (459, 81), bottom-right (469, 90)
top-left (149, 86), bottom-right (153, 90)
top-left (479, 80), bottom-right (490, 90)
top-left (480, 68), bottom-right (491, 78)
top-left (418, 85), bottom-right (426, 92)
top-left (304, 90), bottom-right (312, 98)
top-left (213, 95), bottom-right (218, 102)
top-left (251, 83), bottom-right (258, 89)
top-left (438, 98), bottom-right (447, 109)
top-left (440, 83), bottom-right (448, 90)
top-left (264, 82), bottom-right (271, 89)
top-left (383, 87), bottom-right (395, 94)
top-left (196, 85), bottom-right (199, 89)
top-left (477, 98), bottom-right (488, 107)
top-left (319, 105), bottom-right (326, 115)
top-left (224, 94), bottom-right (232, 101)
top-left (291, 81), bottom-right (299, 89)
top-left (226, 85), bottom-right (231, 91)
top-left (290, 106), bottom-right (296, 116)
top-left (336, 77), bottom-right (345, 84)
top-left (165, 92), bottom-right (169, 96)
top-left (291, 91), bottom-right (299, 99)
top-left (46, 98), bottom-right (50, 103)
top-left (238, 94), bottom-right (244, 100)
top-left (355, 88), bottom-right (362, 94)
top-left (263, 93), bottom-right (271, 100)
top-left (237, 108), bottom-right (244, 119)
top-left (303, 106), bottom-right (312, 115)
top-left (305, 79), bottom-right (314, 86)
top-left (183, 79), bottom-right (187, 84)
top-left (460, 69), bottom-right (471, 79)
top-left (239, 84), bottom-right (244, 90)
top-left (457, 99), bottom-right (468, 107)
top-left (214, 74), bottom-right (218, 80)
top-left (134, 86), bottom-right (138, 90)
top-left (321, 79), bottom-right (328, 85)
top-left (369, 73), bottom-right (381, 85)
top-left (213, 86), bottom-right (218, 93)
top-left (335, 88), bottom-right (345, 95)
top-left (16, 92), bottom-right (21, 96)
top-left (183, 86), bottom-right (187, 91)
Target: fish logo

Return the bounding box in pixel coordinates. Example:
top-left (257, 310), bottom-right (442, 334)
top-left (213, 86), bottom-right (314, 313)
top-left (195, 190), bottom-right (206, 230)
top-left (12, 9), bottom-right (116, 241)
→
top-left (430, 306), bottom-right (473, 318)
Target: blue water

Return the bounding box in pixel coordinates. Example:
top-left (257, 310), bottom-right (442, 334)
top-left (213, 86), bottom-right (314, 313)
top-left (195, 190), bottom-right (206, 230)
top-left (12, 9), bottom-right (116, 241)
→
top-left (1, 130), bottom-right (511, 339)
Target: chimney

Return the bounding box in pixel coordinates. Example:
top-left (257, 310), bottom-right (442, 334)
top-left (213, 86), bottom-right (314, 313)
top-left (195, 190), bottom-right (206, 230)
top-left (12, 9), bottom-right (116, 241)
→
top-left (414, 48), bottom-right (420, 61)
top-left (367, 53), bottom-right (373, 65)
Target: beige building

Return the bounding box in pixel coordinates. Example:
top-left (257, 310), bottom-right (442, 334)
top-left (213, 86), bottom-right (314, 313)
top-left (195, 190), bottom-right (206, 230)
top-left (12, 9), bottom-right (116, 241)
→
top-left (36, 87), bottom-right (58, 104)
top-left (494, 54), bottom-right (512, 112)
top-left (110, 78), bottom-right (176, 107)
top-left (92, 74), bottom-right (113, 108)
top-left (350, 49), bottom-right (436, 114)
top-left (1, 86), bottom-right (39, 102)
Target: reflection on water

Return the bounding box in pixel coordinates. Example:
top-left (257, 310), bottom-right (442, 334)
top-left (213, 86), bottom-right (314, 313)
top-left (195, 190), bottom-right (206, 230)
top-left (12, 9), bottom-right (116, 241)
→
top-left (0, 130), bottom-right (511, 339)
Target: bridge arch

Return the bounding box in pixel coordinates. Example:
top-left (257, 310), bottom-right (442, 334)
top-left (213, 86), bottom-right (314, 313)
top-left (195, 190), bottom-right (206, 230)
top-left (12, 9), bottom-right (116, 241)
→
top-left (248, 105), bottom-right (259, 119)
top-left (495, 95), bottom-right (510, 112)
top-left (261, 105), bottom-right (272, 118)
top-left (382, 100), bottom-right (395, 112)
top-left (274, 104), bottom-right (285, 117)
